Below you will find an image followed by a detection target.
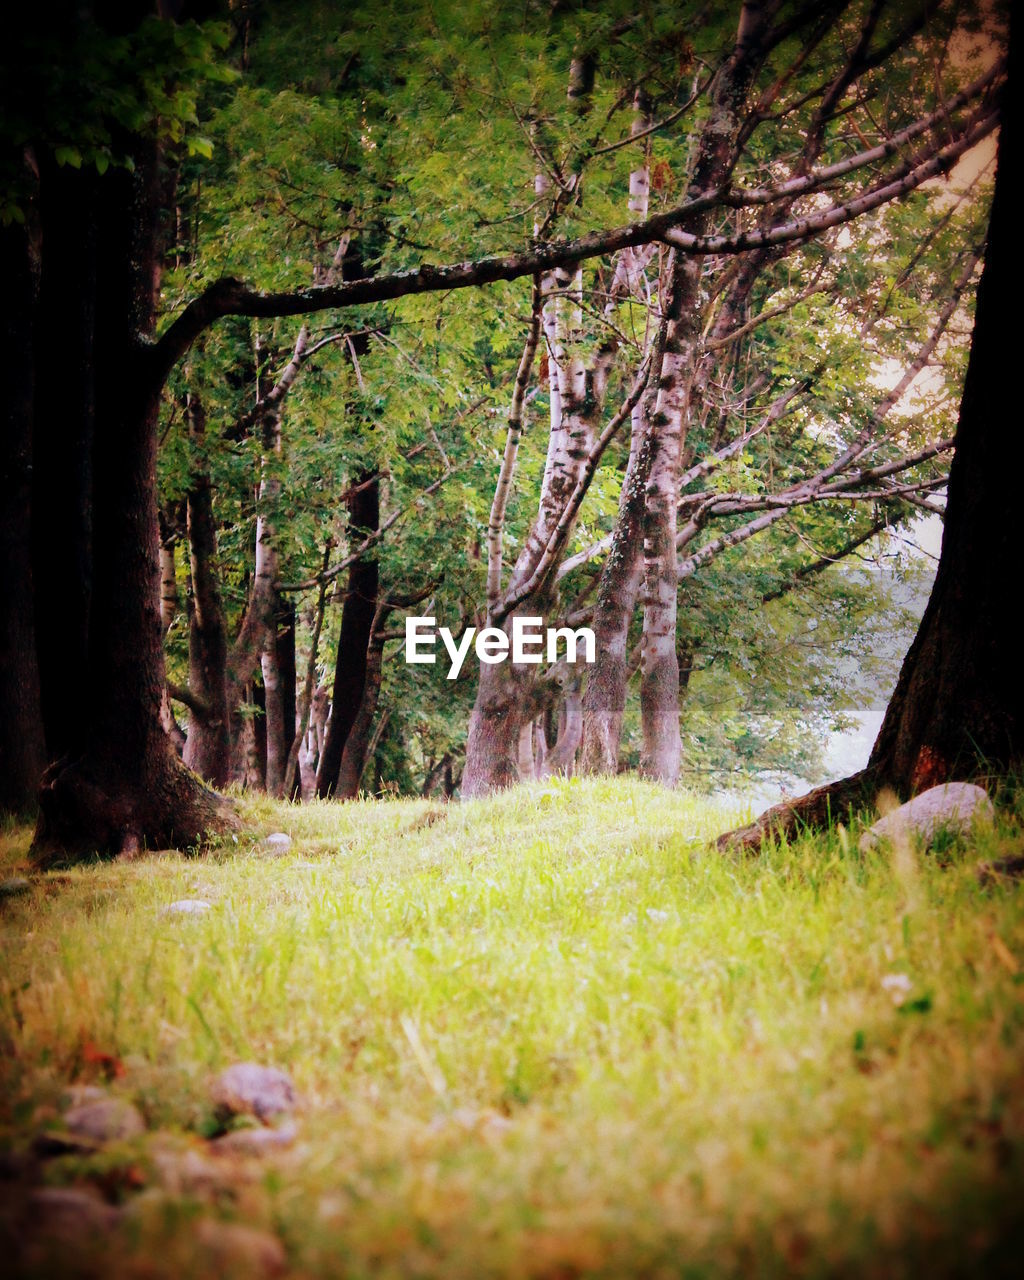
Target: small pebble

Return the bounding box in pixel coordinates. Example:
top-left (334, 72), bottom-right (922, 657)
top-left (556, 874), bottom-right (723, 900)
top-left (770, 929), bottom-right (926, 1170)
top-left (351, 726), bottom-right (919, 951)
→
top-left (29, 1187), bottom-right (121, 1237)
top-left (165, 899), bottom-right (211, 915)
top-left (64, 1097), bottom-right (146, 1142)
top-left (211, 1063), bottom-right (296, 1122)
top-left (210, 1123), bottom-right (298, 1157)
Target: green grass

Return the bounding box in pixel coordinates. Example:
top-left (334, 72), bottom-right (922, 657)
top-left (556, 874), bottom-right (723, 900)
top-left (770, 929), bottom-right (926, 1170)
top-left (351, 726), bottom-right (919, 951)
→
top-left (2, 777), bottom-right (1024, 1277)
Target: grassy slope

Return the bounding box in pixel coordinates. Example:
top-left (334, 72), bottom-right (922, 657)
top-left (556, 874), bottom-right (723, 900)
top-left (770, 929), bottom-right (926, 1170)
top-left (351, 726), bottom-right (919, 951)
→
top-left (2, 777), bottom-right (1024, 1278)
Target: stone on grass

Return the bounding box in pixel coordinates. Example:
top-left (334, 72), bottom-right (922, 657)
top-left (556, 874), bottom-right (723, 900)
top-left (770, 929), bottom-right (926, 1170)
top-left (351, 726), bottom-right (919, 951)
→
top-left (195, 1220), bottom-right (287, 1277)
top-left (859, 782), bottom-right (993, 852)
top-left (165, 899), bottom-right (212, 915)
top-left (29, 1187), bottom-right (121, 1238)
top-left (64, 1097), bottom-right (146, 1143)
top-left (210, 1123), bottom-right (298, 1157)
top-left (211, 1064), bottom-right (296, 1123)
top-left (262, 833), bottom-right (292, 853)
top-left (0, 876), bottom-right (31, 898)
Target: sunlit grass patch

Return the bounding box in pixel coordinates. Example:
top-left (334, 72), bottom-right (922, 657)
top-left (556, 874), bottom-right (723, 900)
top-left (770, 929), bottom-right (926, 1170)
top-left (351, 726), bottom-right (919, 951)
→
top-left (2, 778), bottom-right (1023, 1276)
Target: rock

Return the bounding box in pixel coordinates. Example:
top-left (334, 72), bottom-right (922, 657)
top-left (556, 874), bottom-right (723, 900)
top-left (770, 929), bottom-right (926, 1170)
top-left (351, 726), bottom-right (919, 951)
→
top-left (210, 1123), bottom-right (298, 1156)
top-left (262, 833), bottom-right (292, 853)
top-left (195, 1220), bottom-right (287, 1276)
top-left (211, 1064), bottom-right (296, 1122)
top-left (64, 1097), bottom-right (146, 1142)
top-left (859, 783), bottom-right (994, 852)
top-left (165, 898), bottom-right (212, 915)
top-left (29, 1187), bottom-right (121, 1238)
top-left (0, 876), bottom-right (31, 898)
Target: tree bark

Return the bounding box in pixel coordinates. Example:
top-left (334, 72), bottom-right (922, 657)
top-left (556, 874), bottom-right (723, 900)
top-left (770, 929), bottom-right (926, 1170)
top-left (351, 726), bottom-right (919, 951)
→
top-left (336, 600), bottom-right (391, 799)
top-left (579, 405), bottom-right (648, 774)
top-left (542, 677), bottom-right (583, 778)
top-left (720, 22), bottom-right (1021, 849)
top-left (0, 215), bottom-right (48, 813)
top-left (261, 592), bottom-right (294, 798)
top-left (31, 157), bottom-right (95, 762)
top-left (31, 147), bottom-right (235, 864)
top-left (640, 4), bottom-right (768, 785)
top-left (180, 393), bottom-right (232, 787)
top-left (579, 94), bottom-right (653, 776)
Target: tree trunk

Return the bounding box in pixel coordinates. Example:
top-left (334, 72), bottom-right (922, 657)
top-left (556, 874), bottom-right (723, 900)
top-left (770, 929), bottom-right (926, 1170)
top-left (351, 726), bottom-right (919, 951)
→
top-left (863, 76), bottom-right (1020, 794)
top-left (181, 394), bottom-right (232, 787)
top-left (638, 256), bottom-right (691, 786)
top-left (517, 722), bottom-right (536, 780)
top-left (720, 27), bottom-right (1021, 849)
top-left (578, 95), bottom-right (652, 777)
top-left (316, 474), bottom-right (380, 797)
top-left (542, 678), bottom-right (583, 778)
top-left (336, 601), bottom-right (390, 799)
top-left (0, 217), bottom-right (48, 813)
top-left (31, 157), bottom-right (95, 762)
top-left (581, 388), bottom-right (652, 775)
top-left (31, 149), bottom-right (235, 865)
top-left (261, 593), bottom-right (294, 798)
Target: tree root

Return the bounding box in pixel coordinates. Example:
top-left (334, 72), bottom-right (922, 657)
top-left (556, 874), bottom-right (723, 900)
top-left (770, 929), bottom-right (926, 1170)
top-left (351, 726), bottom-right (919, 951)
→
top-left (717, 768), bottom-right (879, 853)
top-left (31, 748), bottom-right (240, 868)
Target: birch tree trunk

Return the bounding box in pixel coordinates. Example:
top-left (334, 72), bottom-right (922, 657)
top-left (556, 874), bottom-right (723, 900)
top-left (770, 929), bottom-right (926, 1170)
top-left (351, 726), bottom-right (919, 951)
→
top-left (463, 56), bottom-right (622, 795)
top-left (639, 2), bottom-right (768, 784)
top-left (580, 93), bottom-right (653, 775)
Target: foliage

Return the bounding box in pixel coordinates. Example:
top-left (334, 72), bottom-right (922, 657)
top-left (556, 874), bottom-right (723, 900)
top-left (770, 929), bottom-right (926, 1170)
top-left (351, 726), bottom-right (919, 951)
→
top-left (148, 0), bottom-right (998, 792)
top-left (1, 12), bottom-right (235, 223)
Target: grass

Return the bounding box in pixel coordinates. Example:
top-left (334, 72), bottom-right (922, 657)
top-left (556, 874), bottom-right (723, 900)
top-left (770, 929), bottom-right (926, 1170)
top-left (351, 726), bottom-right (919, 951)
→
top-left (2, 776), bottom-right (1024, 1277)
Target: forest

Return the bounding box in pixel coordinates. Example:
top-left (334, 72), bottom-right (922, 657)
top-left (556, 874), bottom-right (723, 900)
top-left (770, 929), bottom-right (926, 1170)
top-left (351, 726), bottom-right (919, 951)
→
top-left (1, 0), bottom-right (1023, 1276)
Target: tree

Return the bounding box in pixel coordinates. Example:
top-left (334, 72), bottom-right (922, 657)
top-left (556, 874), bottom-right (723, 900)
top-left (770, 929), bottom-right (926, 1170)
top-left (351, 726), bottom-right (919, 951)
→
top-left (1, 0), bottom-right (1005, 861)
top-left (722, 8), bottom-right (1020, 850)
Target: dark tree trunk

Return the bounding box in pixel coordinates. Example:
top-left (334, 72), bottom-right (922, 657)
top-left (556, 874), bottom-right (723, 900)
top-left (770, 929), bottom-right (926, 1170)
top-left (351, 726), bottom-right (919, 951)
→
top-left (0, 217), bottom-right (48, 813)
top-left (336, 602), bottom-right (390, 799)
top-left (864, 101), bottom-right (1020, 792)
top-left (720, 36), bottom-right (1021, 850)
top-left (31, 158), bottom-right (96, 761)
top-left (315, 475), bottom-right (379, 798)
top-left (261, 592), bottom-right (295, 798)
top-left (181, 396), bottom-right (232, 787)
top-left (32, 150), bottom-right (235, 864)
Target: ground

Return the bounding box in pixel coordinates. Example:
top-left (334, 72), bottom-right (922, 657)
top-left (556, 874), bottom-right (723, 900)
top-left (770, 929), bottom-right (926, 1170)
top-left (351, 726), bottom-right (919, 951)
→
top-left (2, 777), bottom-right (1023, 1278)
